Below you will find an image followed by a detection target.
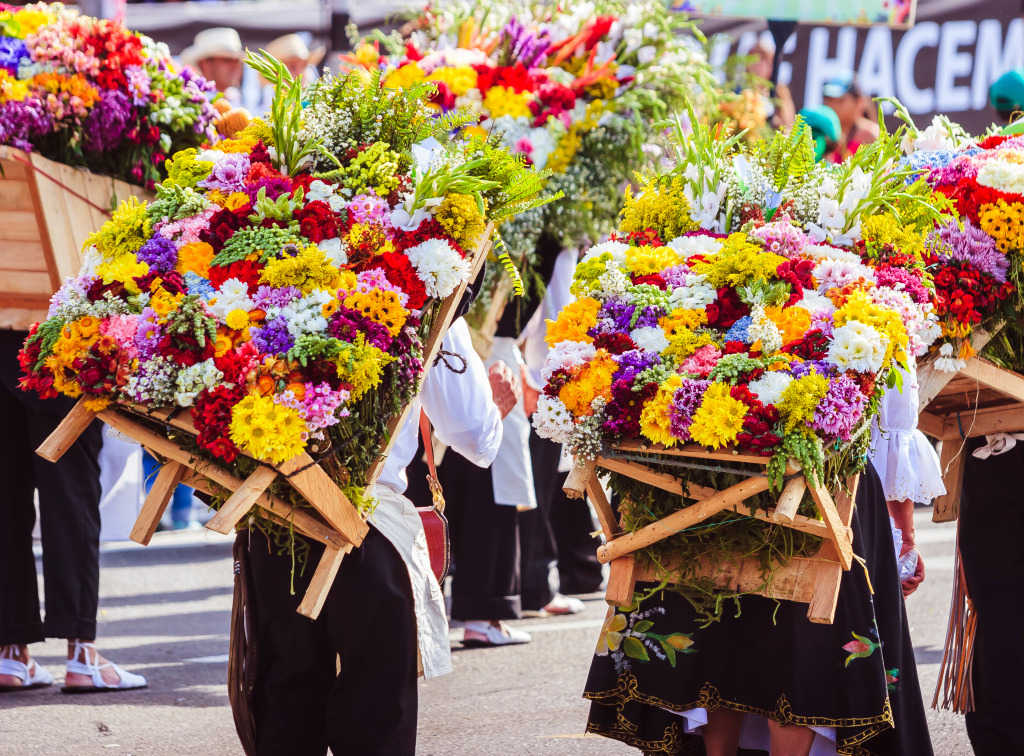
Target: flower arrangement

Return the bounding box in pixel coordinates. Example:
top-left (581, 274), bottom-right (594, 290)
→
top-left (0, 2), bottom-right (218, 186)
top-left (345, 0), bottom-right (718, 322)
top-left (533, 114), bottom-right (939, 619)
top-left (18, 54), bottom-right (552, 519)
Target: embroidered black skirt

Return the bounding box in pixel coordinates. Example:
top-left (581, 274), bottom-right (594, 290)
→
top-left (583, 463), bottom-right (932, 756)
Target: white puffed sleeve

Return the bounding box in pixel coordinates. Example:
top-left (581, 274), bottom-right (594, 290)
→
top-left (867, 357), bottom-right (947, 503)
top-left (519, 248), bottom-right (578, 391)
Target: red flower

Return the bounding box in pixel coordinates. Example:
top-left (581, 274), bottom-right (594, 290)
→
top-left (631, 273), bottom-right (667, 289)
top-left (365, 253), bottom-right (428, 310)
top-left (201, 208), bottom-right (248, 251)
top-left (208, 260), bottom-right (265, 295)
top-left (705, 287), bottom-right (749, 329)
top-left (295, 200), bottom-right (340, 243)
top-left (592, 332), bottom-right (636, 354)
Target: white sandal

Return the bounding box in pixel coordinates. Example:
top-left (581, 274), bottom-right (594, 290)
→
top-left (62, 641), bottom-right (147, 694)
top-left (0, 648), bottom-right (54, 692)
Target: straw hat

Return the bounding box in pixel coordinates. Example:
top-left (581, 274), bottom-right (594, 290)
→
top-left (180, 28), bottom-right (245, 68)
top-left (265, 33), bottom-right (325, 67)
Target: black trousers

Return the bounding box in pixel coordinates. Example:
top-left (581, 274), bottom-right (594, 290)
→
top-left (959, 439), bottom-right (1024, 755)
top-left (0, 331), bottom-right (103, 644)
top-left (520, 434), bottom-right (604, 608)
top-left (440, 452), bottom-right (522, 620)
top-left (247, 526), bottom-right (418, 756)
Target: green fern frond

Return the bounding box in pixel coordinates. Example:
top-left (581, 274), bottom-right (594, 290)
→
top-left (492, 231), bottom-right (525, 296)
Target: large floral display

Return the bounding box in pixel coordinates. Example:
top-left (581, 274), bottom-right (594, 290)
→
top-left (0, 2), bottom-right (218, 186)
top-left (533, 115), bottom-right (944, 618)
top-left (348, 0), bottom-right (717, 316)
top-left (19, 56), bottom-right (550, 515)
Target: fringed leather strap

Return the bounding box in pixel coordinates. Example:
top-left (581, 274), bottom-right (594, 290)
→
top-left (228, 533), bottom-right (259, 756)
top-left (932, 536), bottom-right (976, 714)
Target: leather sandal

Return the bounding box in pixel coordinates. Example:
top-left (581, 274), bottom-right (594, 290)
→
top-left (62, 641), bottom-right (147, 694)
top-left (0, 649), bottom-right (54, 692)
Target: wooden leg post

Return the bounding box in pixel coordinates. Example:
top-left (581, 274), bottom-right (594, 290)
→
top-left (808, 484), bottom-right (854, 570)
top-left (276, 453), bottom-right (368, 547)
top-left (130, 460), bottom-right (187, 546)
top-left (807, 561), bottom-right (843, 624)
top-left (605, 556), bottom-right (638, 607)
top-left (933, 439), bottom-right (967, 523)
top-left (36, 397), bottom-right (98, 462)
top-left (771, 477), bottom-right (806, 524)
top-left (297, 543), bottom-right (354, 619)
top-left (205, 465), bottom-right (280, 535)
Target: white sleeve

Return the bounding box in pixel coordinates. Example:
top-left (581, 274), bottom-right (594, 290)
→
top-left (867, 358), bottom-right (947, 503)
top-left (519, 248), bottom-right (578, 390)
top-left (420, 318), bottom-right (503, 468)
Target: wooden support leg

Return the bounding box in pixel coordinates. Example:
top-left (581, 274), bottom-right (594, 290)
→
top-left (807, 562), bottom-right (843, 624)
top-left (605, 556), bottom-right (638, 608)
top-left (933, 439), bottom-right (967, 523)
top-left (564, 458), bottom-right (597, 499)
top-left (205, 465), bottom-right (280, 535)
top-left (36, 397), bottom-right (98, 462)
top-left (808, 484), bottom-right (854, 570)
top-left (771, 477), bottom-right (807, 524)
top-left (585, 475), bottom-right (620, 542)
top-left (130, 460), bottom-right (187, 546)
top-left (276, 453), bottom-right (368, 547)
top-left (297, 543), bottom-right (354, 619)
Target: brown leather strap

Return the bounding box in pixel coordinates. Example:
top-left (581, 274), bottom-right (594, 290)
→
top-left (419, 410), bottom-right (445, 513)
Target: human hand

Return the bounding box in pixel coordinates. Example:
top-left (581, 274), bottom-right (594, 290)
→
top-left (901, 551), bottom-right (924, 598)
top-left (488, 361), bottom-right (521, 419)
top-left (521, 365), bottom-right (540, 416)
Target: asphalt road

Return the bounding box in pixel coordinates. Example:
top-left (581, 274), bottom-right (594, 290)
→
top-left (0, 507), bottom-right (971, 756)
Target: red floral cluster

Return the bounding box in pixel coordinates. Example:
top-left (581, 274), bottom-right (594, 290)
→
top-left (191, 384), bottom-right (247, 462)
top-left (730, 386), bottom-right (782, 455)
top-left (927, 253), bottom-right (1014, 325)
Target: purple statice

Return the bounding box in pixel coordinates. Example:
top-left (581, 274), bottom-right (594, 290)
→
top-left (932, 219), bottom-right (1009, 283)
top-left (245, 176), bottom-right (293, 203)
top-left (0, 99), bottom-right (51, 151)
top-left (631, 305), bottom-right (664, 329)
top-left (328, 305), bottom-right (392, 351)
top-left (249, 316), bottom-right (295, 356)
top-left (662, 264), bottom-right (691, 288)
top-left (613, 348), bottom-right (660, 384)
top-left (790, 360), bottom-right (837, 379)
top-left (724, 315), bottom-right (752, 344)
top-left (599, 300), bottom-right (636, 331)
top-left (812, 375), bottom-right (867, 441)
top-left (180, 67), bottom-right (219, 98)
top-left (134, 308), bottom-right (163, 360)
top-left (668, 378), bottom-right (711, 441)
top-left (137, 236), bottom-right (178, 274)
top-left (252, 285), bottom-right (300, 309)
top-left (874, 266), bottom-right (930, 304)
top-left (199, 152), bottom-right (251, 193)
top-left (499, 16), bottom-right (551, 68)
top-left (0, 37), bottom-right (29, 75)
top-left (83, 89), bottom-right (132, 152)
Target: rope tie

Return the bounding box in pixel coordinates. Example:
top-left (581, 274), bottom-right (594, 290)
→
top-left (7, 151), bottom-right (117, 217)
top-left (433, 348), bottom-right (467, 374)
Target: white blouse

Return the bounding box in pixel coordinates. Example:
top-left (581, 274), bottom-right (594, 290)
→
top-left (867, 358), bottom-right (947, 503)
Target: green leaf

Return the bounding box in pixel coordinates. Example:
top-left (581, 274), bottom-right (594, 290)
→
top-left (622, 637), bottom-right (649, 662)
top-left (660, 641), bottom-right (677, 668)
top-left (632, 620), bottom-right (654, 634)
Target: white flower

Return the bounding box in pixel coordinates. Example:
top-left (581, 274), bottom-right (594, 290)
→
top-left (804, 244), bottom-right (862, 264)
top-left (666, 235), bottom-right (722, 256)
top-left (306, 180), bottom-right (346, 213)
top-left (405, 238), bottom-right (471, 299)
top-left (209, 278), bottom-right (254, 318)
top-left (813, 258), bottom-right (875, 294)
top-left (318, 237), bottom-right (348, 267)
top-left (668, 272), bottom-right (717, 310)
top-left (827, 321), bottom-right (889, 373)
top-left (977, 158), bottom-right (1024, 195)
top-left (389, 202), bottom-right (433, 232)
top-left (597, 268), bottom-right (630, 297)
top-left (533, 395), bottom-right (574, 443)
top-left (630, 326), bottom-right (670, 354)
top-left (173, 358), bottom-right (223, 407)
top-left (934, 342), bottom-right (967, 373)
top-left (636, 45), bottom-right (656, 65)
top-left (797, 290), bottom-right (837, 315)
top-left (581, 240), bottom-right (629, 266)
top-left (79, 247), bottom-right (103, 277)
top-left (748, 304), bottom-right (783, 355)
top-left (542, 341), bottom-right (596, 381)
top-left (747, 372), bottom-right (794, 406)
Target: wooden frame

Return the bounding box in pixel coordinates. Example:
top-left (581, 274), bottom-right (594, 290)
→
top-left (563, 444), bottom-right (858, 625)
top-left (0, 146), bottom-right (152, 330)
top-left (917, 355), bottom-right (1024, 522)
top-left (35, 224), bottom-right (493, 618)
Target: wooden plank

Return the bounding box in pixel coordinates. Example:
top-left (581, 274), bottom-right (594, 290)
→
top-left (942, 404), bottom-right (1024, 439)
top-left (0, 241), bottom-right (51, 272)
top-left (0, 293), bottom-right (51, 310)
top-left (771, 477), bottom-right (806, 524)
top-left (0, 149), bottom-right (34, 179)
top-left (634, 553), bottom-right (822, 603)
top-left (585, 474), bottom-right (620, 542)
top-left (807, 562), bottom-right (843, 624)
top-left (835, 475), bottom-right (858, 526)
top-left (0, 210), bottom-right (44, 242)
top-left (275, 452), bottom-right (368, 546)
top-left (36, 397), bottom-right (99, 462)
top-left (933, 439), bottom-right (967, 523)
top-left (30, 153), bottom-right (87, 287)
top-left (0, 307), bottom-right (46, 330)
top-left (296, 544), bottom-right (353, 619)
top-left (605, 556), bottom-right (638, 607)
top-left (0, 270), bottom-right (53, 296)
top-left (130, 461), bottom-right (187, 545)
top-left (959, 358), bottom-right (1024, 403)
top-left (596, 456), bottom-right (717, 501)
top-left (0, 179), bottom-right (39, 211)
top-left (611, 439), bottom-right (769, 466)
top-left (564, 458), bottom-right (596, 499)
top-left (807, 484), bottom-right (854, 570)
top-left (918, 327), bottom-right (998, 409)
top-left (917, 411), bottom-right (946, 440)
top-left (205, 465), bottom-right (280, 535)
top-left (596, 475), bottom-right (773, 564)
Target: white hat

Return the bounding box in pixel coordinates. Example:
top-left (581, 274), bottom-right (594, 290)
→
top-left (180, 28), bottom-right (245, 68)
top-left (265, 33), bottom-right (325, 67)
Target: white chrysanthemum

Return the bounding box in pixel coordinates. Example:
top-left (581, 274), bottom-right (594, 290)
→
top-left (277, 289), bottom-right (332, 338)
top-left (748, 304), bottom-right (783, 355)
top-left (977, 158), bottom-right (1024, 195)
top-left (597, 267), bottom-right (630, 297)
top-left (405, 238), bottom-right (472, 299)
top-left (666, 234), bottom-right (722, 257)
top-left (533, 394), bottom-right (574, 443)
top-left (934, 342), bottom-right (967, 373)
top-left (813, 258), bottom-right (875, 295)
top-left (173, 358), bottom-right (223, 407)
top-left (581, 239), bottom-right (629, 267)
top-left (804, 244), bottom-right (862, 264)
top-left (630, 326), bottom-right (670, 354)
top-left (827, 321), bottom-right (889, 373)
top-left (306, 180), bottom-right (346, 213)
top-left (798, 290), bottom-right (837, 315)
top-left (80, 246), bottom-right (103, 276)
top-left (194, 148), bottom-right (228, 163)
top-left (668, 272), bottom-right (717, 310)
top-left (318, 237), bottom-right (348, 268)
top-left (918, 315), bottom-right (942, 350)
top-left (747, 371), bottom-right (794, 406)
top-left (542, 341), bottom-right (597, 381)
top-left (209, 278), bottom-right (254, 318)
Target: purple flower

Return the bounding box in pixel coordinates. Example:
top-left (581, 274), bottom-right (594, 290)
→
top-left (135, 308), bottom-right (163, 360)
top-left (253, 285), bottom-right (300, 309)
top-left (791, 360), bottom-right (837, 379)
top-left (613, 348), bottom-right (660, 384)
top-left (0, 37), bottom-right (29, 75)
top-left (84, 89), bottom-right (132, 152)
top-left (662, 264), bottom-right (691, 288)
top-left (499, 16), bottom-right (552, 68)
top-left (598, 300), bottom-right (635, 331)
top-left (668, 379), bottom-right (711, 441)
top-left (245, 176), bottom-right (293, 203)
top-left (249, 316), bottom-right (295, 355)
top-left (874, 266), bottom-right (930, 304)
top-left (199, 153), bottom-right (251, 193)
top-left (124, 65), bottom-right (152, 107)
top-left (812, 375), bottom-right (867, 440)
top-left (137, 236), bottom-right (178, 274)
top-left (932, 219), bottom-right (1009, 283)
top-left (328, 306), bottom-right (392, 351)
top-left (0, 99), bottom-right (52, 151)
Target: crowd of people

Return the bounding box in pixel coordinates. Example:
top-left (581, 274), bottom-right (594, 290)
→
top-left (1, 17), bottom-right (1023, 756)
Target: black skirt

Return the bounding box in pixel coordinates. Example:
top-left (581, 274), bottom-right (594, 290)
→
top-left (583, 463), bottom-right (932, 756)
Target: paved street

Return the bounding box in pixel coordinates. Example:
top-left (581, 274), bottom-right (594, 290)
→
top-left (0, 508), bottom-right (971, 755)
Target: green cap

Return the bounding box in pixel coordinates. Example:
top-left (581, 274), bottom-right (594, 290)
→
top-left (798, 105), bottom-right (841, 162)
top-left (989, 69), bottom-right (1024, 113)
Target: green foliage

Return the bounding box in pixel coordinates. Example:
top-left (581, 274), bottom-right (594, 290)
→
top-left (492, 231), bottom-right (525, 296)
top-left (249, 186), bottom-right (305, 224)
top-left (28, 317), bottom-right (65, 370)
top-left (146, 184), bottom-right (212, 224)
top-left (762, 116), bottom-right (816, 192)
top-left (288, 334), bottom-right (343, 367)
top-left (212, 226), bottom-right (303, 267)
top-left (164, 295), bottom-right (217, 348)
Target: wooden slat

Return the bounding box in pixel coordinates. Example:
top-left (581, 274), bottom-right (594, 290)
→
top-left (933, 439), bottom-right (968, 523)
top-left (918, 328), bottom-right (998, 409)
top-left (297, 544), bottom-right (353, 619)
top-left (0, 210), bottom-right (43, 242)
top-left (0, 307), bottom-right (45, 330)
top-left (959, 358), bottom-right (1024, 401)
top-left (0, 293), bottom-right (51, 310)
top-left (807, 484), bottom-right (854, 571)
top-left (0, 179), bottom-right (39, 211)
top-left (596, 475), bottom-right (773, 564)
top-left (585, 475), bottom-right (619, 542)
top-left (611, 439), bottom-right (769, 465)
top-left (807, 562), bottom-right (843, 624)
top-left (917, 411), bottom-right (945, 440)
top-left (596, 456), bottom-right (717, 501)
top-left (205, 465), bottom-right (280, 534)
top-left (0, 270), bottom-right (53, 296)
top-left (130, 461), bottom-right (187, 545)
top-left (941, 404), bottom-right (1024, 439)
top-left (563, 458), bottom-right (596, 499)
top-left (605, 556), bottom-right (638, 607)
top-left (0, 149), bottom-right (33, 179)
top-left (275, 452), bottom-right (368, 546)
top-left (0, 241), bottom-right (51, 272)
top-left (771, 477), bottom-right (806, 524)
top-left (36, 397), bottom-right (99, 462)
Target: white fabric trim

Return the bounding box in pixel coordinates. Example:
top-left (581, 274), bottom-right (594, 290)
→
top-left (673, 708), bottom-right (838, 755)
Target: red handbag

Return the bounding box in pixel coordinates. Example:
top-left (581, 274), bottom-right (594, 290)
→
top-left (417, 411), bottom-right (451, 584)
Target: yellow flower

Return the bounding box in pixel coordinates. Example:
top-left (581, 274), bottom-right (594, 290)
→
top-left (434, 193), bottom-right (486, 250)
top-left (150, 290), bottom-right (183, 319)
top-left (462, 125), bottom-right (488, 140)
top-left (334, 269), bottom-right (359, 292)
top-left (777, 372), bottom-right (829, 435)
top-left (225, 309), bottom-right (251, 331)
top-left (82, 396), bottom-right (113, 412)
top-left (640, 374), bottom-right (683, 447)
top-left (321, 298), bottom-right (340, 318)
top-left (625, 245), bottom-right (681, 276)
top-left (692, 234), bottom-right (785, 288)
top-left (217, 138), bottom-right (258, 154)
top-left (595, 609), bottom-right (627, 655)
top-left (765, 305), bottom-right (812, 345)
top-left (95, 256), bottom-right (149, 295)
top-left (0, 71), bottom-right (29, 103)
top-left (620, 175), bottom-right (700, 241)
top-left (482, 85), bottom-right (533, 119)
top-left (260, 245), bottom-right (339, 294)
top-left (334, 335), bottom-right (395, 400)
top-left (559, 352), bottom-right (616, 415)
top-left (12, 8), bottom-right (52, 36)
top-left (229, 393), bottom-right (307, 465)
top-left (427, 65), bottom-right (478, 96)
top-left (385, 62), bottom-right (426, 90)
top-left (978, 199), bottom-right (1024, 254)
top-left (688, 383), bottom-right (748, 450)
top-left (176, 241), bottom-right (215, 278)
top-left (344, 289), bottom-right (409, 337)
top-left (834, 291), bottom-right (908, 364)
top-left (545, 298), bottom-right (600, 346)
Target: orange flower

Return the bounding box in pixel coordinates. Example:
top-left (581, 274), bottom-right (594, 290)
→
top-left (286, 382), bottom-right (306, 401)
top-left (256, 375), bottom-right (276, 396)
